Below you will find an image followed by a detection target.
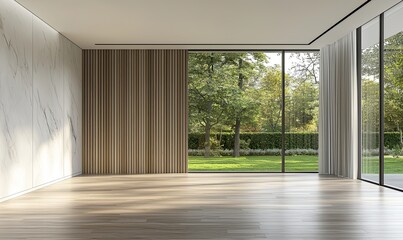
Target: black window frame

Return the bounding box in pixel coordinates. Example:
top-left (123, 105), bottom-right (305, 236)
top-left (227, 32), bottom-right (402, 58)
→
top-left (188, 49), bottom-right (320, 173)
top-left (357, 2), bottom-right (403, 192)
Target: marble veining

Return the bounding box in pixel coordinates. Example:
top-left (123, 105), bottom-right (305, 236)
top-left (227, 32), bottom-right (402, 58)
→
top-left (0, 103), bottom-right (16, 162)
top-left (63, 36), bottom-right (82, 176)
top-left (33, 16), bottom-right (64, 187)
top-left (0, 0), bottom-right (82, 200)
top-left (0, 0), bottom-right (33, 199)
top-left (35, 90), bottom-right (61, 138)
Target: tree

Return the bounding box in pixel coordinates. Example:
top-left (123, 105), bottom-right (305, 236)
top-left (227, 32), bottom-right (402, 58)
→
top-left (286, 79), bottom-right (319, 132)
top-left (258, 65), bottom-right (283, 132)
top-left (188, 53), bottom-right (234, 157)
top-left (361, 32), bottom-right (403, 149)
top-left (288, 52), bottom-right (320, 84)
top-left (285, 52), bottom-right (320, 132)
top-left (384, 32), bottom-right (403, 147)
top-left (188, 51), bottom-right (322, 155)
top-left (362, 44), bottom-right (380, 80)
top-left (222, 53), bottom-right (267, 157)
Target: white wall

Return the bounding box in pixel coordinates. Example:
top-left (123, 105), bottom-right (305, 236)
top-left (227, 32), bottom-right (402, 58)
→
top-left (0, 0), bottom-right (82, 201)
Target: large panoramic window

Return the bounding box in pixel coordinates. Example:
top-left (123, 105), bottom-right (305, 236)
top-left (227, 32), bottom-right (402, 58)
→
top-left (361, 17), bottom-right (380, 183)
top-left (384, 2), bottom-right (403, 189)
top-left (359, 2), bottom-right (403, 190)
top-left (187, 51), bottom-right (319, 172)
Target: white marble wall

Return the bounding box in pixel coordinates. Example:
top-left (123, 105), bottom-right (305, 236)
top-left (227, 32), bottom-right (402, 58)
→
top-left (63, 38), bottom-right (82, 176)
top-left (0, 0), bottom-right (33, 199)
top-left (0, 0), bottom-right (82, 200)
top-left (32, 17), bottom-right (64, 186)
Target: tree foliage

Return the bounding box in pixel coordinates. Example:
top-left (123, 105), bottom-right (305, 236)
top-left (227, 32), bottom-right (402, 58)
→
top-left (188, 52), bottom-right (320, 156)
top-left (384, 32), bottom-right (403, 148)
top-left (361, 31), bottom-right (403, 149)
top-left (258, 65), bottom-right (282, 132)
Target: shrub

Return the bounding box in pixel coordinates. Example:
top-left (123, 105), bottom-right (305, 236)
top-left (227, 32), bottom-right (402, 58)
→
top-left (209, 137), bottom-right (222, 151)
top-left (189, 132), bottom-right (403, 151)
top-left (239, 139), bottom-right (251, 150)
top-left (392, 144), bottom-right (402, 158)
top-left (187, 148), bottom-right (317, 157)
top-left (189, 132), bottom-right (319, 150)
top-left (362, 148), bottom-right (380, 156)
top-left (188, 149), bottom-right (204, 156)
top-left (285, 149), bottom-right (318, 156)
top-left (362, 132), bottom-right (402, 149)
top-left (188, 134), bottom-right (205, 149)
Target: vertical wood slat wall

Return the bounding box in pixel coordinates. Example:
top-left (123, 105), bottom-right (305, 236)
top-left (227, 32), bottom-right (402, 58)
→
top-left (83, 50), bottom-right (188, 174)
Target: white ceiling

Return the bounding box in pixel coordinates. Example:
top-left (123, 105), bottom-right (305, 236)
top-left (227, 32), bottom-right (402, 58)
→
top-left (15, 0), bottom-right (401, 49)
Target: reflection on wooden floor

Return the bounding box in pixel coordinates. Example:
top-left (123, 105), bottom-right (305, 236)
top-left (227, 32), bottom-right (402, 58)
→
top-left (1, 173), bottom-right (403, 239)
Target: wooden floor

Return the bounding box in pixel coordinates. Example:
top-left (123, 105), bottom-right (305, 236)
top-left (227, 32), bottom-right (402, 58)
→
top-left (1, 173), bottom-right (403, 239)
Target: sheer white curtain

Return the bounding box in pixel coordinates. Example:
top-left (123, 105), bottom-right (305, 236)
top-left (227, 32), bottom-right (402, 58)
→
top-left (319, 32), bottom-right (359, 179)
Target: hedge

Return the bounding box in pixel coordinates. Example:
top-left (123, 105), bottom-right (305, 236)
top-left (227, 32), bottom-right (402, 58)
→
top-left (189, 132), bottom-right (318, 150)
top-left (188, 149), bottom-right (318, 156)
top-left (362, 132), bottom-right (401, 149)
top-left (189, 132), bottom-right (403, 150)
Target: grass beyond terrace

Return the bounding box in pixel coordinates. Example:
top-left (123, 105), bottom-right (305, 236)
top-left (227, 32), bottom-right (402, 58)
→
top-left (362, 155), bottom-right (403, 174)
top-left (188, 155), bottom-right (318, 172)
top-left (188, 155), bottom-right (403, 173)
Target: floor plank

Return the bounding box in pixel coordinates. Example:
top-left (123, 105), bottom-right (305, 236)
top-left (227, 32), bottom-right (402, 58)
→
top-left (1, 173), bottom-right (403, 239)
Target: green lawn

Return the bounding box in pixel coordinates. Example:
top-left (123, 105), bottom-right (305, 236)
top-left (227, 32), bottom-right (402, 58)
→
top-left (363, 155), bottom-right (403, 174)
top-left (189, 155), bottom-right (403, 173)
top-left (188, 155), bottom-right (318, 172)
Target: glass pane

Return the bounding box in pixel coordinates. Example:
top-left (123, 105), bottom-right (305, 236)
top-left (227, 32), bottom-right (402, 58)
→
top-left (384, 2), bottom-right (403, 189)
top-left (361, 17), bottom-right (380, 183)
top-left (187, 52), bottom-right (282, 172)
top-left (285, 52), bottom-right (320, 172)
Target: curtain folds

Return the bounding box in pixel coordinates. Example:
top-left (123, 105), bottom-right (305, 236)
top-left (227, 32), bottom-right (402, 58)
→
top-left (319, 32), bottom-right (358, 179)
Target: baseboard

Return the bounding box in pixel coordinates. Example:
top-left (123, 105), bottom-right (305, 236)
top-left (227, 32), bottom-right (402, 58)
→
top-left (0, 172), bottom-right (82, 203)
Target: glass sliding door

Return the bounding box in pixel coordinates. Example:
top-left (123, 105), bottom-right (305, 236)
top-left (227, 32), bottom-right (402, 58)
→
top-left (187, 51), bottom-right (320, 172)
top-left (361, 17), bottom-right (380, 183)
top-left (284, 52), bottom-right (320, 172)
top-left (187, 52), bottom-right (282, 172)
top-left (384, 2), bottom-right (403, 189)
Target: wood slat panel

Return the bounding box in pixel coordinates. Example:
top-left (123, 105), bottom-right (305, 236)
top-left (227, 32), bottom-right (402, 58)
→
top-left (83, 50), bottom-right (188, 174)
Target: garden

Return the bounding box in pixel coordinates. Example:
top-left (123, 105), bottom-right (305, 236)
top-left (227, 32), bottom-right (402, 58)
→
top-left (188, 52), bottom-right (321, 171)
top-left (187, 132), bottom-right (403, 172)
top-left (188, 51), bottom-right (403, 172)
top-left (188, 132), bottom-right (318, 171)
